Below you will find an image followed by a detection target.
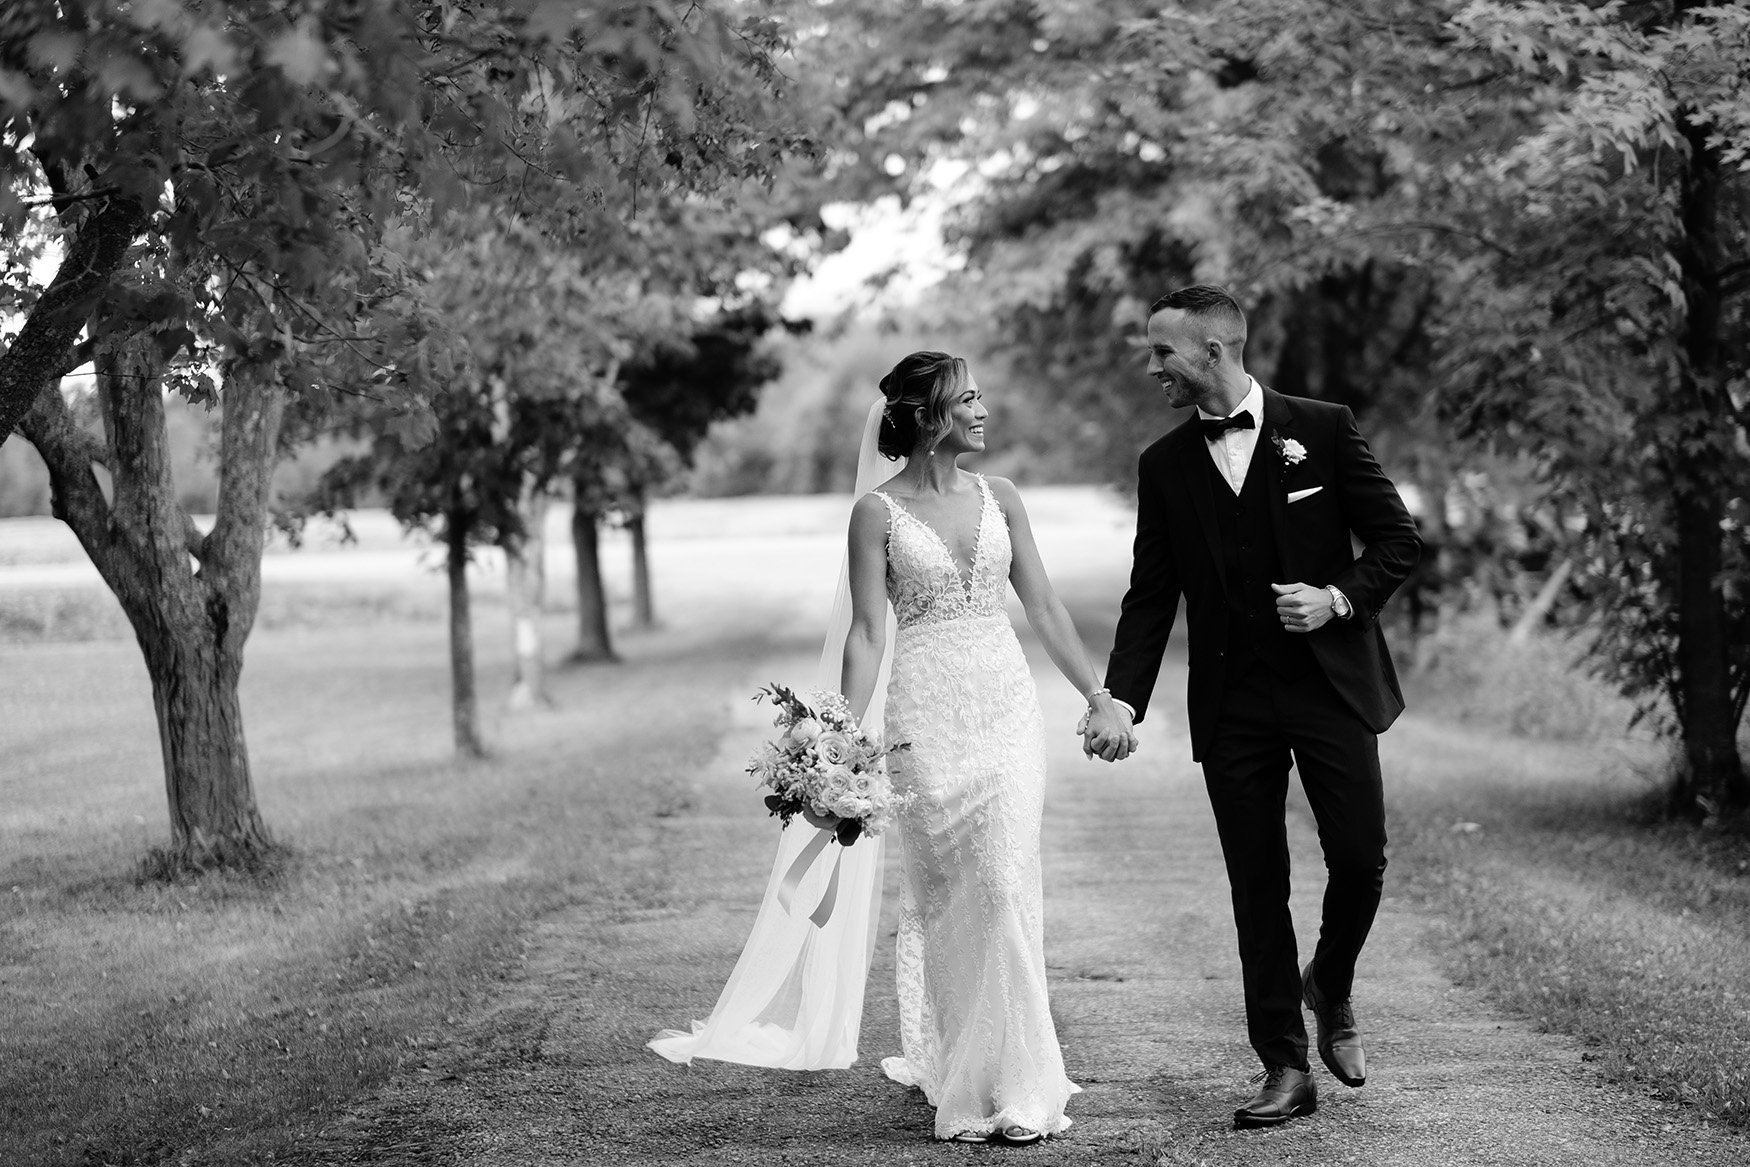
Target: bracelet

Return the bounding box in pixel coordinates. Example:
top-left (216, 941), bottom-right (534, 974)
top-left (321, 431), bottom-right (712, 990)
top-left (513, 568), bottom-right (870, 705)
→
top-left (1085, 686), bottom-right (1112, 704)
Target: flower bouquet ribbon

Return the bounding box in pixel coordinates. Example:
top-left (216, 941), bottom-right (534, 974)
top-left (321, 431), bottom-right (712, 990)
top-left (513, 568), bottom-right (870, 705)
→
top-left (748, 683), bottom-right (908, 929)
top-left (776, 828), bottom-right (842, 928)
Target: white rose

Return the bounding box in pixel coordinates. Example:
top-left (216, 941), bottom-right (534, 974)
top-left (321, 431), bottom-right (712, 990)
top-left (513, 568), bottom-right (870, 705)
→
top-left (817, 732), bottom-right (855, 767)
top-left (787, 717), bottom-right (822, 747)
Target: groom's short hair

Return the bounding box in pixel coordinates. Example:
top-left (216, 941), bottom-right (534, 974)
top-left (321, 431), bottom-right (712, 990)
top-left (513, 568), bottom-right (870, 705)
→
top-left (1149, 284), bottom-right (1247, 351)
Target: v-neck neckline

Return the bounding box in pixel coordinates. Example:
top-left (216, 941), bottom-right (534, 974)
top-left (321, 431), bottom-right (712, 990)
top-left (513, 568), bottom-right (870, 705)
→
top-left (880, 475), bottom-right (990, 597)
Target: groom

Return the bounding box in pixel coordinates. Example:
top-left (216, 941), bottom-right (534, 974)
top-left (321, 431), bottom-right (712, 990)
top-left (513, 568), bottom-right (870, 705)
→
top-left (1083, 285), bottom-right (1421, 1129)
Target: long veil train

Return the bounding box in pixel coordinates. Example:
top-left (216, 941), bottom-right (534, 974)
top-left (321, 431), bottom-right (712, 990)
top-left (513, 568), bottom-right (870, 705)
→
top-left (648, 400), bottom-right (898, 1069)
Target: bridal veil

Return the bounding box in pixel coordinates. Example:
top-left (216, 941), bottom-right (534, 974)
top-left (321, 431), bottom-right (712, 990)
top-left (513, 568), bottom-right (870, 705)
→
top-left (647, 399), bottom-right (897, 1069)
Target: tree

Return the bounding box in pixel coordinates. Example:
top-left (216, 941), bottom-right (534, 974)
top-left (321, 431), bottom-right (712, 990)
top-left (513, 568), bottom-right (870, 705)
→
top-left (810, 0), bottom-right (1750, 811)
top-left (614, 304), bottom-right (785, 627)
top-left (312, 217), bottom-right (638, 747)
top-left (560, 182), bottom-right (804, 656)
top-left (1164, 0), bottom-right (1750, 808)
top-left (2, 2), bottom-right (460, 867)
top-left (784, 0), bottom-right (1444, 483)
top-left (567, 408), bottom-right (666, 662)
top-left (1, 0), bottom-right (805, 862)
top-left (1425, 1), bottom-right (1750, 810)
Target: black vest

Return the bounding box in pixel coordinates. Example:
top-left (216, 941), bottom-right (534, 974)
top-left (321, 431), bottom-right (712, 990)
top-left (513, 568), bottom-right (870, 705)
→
top-left (1206, 452), bottom-right (1317, 679)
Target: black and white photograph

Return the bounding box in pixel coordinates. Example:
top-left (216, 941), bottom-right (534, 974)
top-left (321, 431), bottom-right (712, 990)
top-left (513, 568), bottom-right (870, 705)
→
top-left (2, 1), bottom-right (1747, 1164)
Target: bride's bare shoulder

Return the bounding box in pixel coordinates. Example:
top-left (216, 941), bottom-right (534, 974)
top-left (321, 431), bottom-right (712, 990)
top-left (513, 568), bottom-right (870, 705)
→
top-left (849, 491), bottom-right (891, 532)
top-left (982, 474), bottom-right (1025, 508)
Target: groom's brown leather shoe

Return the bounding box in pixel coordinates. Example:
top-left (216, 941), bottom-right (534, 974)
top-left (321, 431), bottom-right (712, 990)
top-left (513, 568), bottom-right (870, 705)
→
top-left (1303, 964), bottom-right (1367, 1087)
top-left (1232, 1065), bottom-right (1317, 1129)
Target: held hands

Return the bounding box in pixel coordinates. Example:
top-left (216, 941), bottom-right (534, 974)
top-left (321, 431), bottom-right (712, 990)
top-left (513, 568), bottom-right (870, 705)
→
top-left (1077, 698), bottom-right (1138, 763)
top-left (1272, 582), bottom-right (1334, 633)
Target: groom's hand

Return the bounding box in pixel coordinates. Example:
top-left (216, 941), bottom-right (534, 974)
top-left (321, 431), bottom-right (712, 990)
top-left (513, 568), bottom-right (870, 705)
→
top-left (1272, 581), bottom-right (1334, 633)
top-left (1078, 704), bottom-right (1137, 763)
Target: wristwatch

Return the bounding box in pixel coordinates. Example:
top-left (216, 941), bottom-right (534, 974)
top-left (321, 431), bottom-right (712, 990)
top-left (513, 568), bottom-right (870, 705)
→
top-left (1326, 585), bottom-right (1352, 619)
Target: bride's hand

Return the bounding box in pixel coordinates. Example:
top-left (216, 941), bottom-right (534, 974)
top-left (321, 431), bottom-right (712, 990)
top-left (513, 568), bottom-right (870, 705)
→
top-left (1082, 701), bottom-right (1137, 763)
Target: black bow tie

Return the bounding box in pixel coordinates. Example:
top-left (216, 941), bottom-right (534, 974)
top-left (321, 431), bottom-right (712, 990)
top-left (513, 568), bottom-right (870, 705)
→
top-left (1199, 411), bottom-right (1255, 441)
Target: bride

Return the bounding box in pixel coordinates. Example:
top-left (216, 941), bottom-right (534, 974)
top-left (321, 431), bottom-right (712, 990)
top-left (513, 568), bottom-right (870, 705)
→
top-left (651, 351), bottom-right (1136, 1144)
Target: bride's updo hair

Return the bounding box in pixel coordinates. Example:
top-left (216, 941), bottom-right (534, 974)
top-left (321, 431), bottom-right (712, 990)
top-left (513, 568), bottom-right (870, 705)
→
top-left (878, 351), bottom-right (968, 460)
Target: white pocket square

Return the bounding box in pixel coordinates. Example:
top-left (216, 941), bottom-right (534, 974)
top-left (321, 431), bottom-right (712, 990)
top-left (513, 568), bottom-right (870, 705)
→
top-left (1287, 486), bottom-right (1323, 503)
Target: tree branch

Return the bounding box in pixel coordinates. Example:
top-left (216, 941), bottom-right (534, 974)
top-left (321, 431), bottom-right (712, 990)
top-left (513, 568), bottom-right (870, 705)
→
top-left (204, 364), bottom-right (288, 651)
top-left (0, 192), bottom-right (149, 439)
top-left (16, 383), bottom-right (117, 577)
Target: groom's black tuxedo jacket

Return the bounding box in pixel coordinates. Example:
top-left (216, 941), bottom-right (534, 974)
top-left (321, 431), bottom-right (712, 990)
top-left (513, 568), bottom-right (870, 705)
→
top-left (1106, 387), bottom-right (1422, 761)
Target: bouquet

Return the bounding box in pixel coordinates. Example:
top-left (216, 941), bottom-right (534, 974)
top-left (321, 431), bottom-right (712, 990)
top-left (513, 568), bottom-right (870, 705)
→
top-left (747, 683), bottom-right (907, 846)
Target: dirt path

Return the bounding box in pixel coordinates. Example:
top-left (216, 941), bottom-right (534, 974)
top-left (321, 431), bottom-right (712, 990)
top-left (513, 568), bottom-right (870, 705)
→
top-left (309, 639), bottom-right (1749, 1167)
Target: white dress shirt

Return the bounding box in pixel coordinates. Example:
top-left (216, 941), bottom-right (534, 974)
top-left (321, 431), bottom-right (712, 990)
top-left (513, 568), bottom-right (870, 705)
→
top-left (1198, 377), bottom-right (1265, 495)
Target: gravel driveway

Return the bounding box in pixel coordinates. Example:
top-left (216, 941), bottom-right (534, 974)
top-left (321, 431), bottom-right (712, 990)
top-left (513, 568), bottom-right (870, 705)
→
top-left (302, 639), bottom-right (1748, 1167)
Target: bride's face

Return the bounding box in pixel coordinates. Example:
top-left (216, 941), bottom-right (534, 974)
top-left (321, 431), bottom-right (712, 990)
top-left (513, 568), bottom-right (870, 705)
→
top-left (942, 373), bottom-right (988, 455)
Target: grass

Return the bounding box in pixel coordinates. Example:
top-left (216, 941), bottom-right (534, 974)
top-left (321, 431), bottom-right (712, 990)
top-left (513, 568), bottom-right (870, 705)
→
top-left (0, 609), bottom-right (803, 1166)
top-left (1391, 627), bottom-right (1750, 1129)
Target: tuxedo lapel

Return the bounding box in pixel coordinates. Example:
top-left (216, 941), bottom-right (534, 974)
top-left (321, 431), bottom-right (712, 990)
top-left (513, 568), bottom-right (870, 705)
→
top-left (1178, 429), bottom-right (1228, 591)
top-left (1260, 388), bottom-right (1296, 578)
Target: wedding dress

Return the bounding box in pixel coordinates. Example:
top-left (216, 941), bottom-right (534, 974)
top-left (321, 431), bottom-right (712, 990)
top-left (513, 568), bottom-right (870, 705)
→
top-left (872, 474), bottom-right (1078, 1140)
top-left (649, 402), bottom-right (1074, 1141)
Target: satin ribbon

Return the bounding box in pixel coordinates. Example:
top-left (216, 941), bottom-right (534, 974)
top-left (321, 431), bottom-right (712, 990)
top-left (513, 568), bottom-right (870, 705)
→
top-left (776, 827), bottom-right (843, 928)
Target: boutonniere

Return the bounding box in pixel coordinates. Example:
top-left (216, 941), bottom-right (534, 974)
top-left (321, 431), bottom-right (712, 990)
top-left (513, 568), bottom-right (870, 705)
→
top-left (1273, 435), bottom-right (1307, 466)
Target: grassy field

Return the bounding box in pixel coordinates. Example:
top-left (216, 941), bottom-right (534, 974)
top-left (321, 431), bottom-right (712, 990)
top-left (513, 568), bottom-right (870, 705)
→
top-left (1386, 687), bottom-right (1750, 1128)
top-left (3, 493), bottom-right (1747, 1163)
top-left (1, 615), bottom-right (805, 1165)
top-left (1391, 616), bottom-right (1750, 1128)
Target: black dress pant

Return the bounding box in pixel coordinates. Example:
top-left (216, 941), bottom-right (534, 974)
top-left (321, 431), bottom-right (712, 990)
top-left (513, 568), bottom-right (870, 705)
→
top-left (1200, 658), bottom-right (1388, 1071)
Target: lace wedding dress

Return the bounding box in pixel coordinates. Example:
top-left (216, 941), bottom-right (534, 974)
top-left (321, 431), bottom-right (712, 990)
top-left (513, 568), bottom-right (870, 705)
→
top-left (872, 474), bottom-right (1079, 1139)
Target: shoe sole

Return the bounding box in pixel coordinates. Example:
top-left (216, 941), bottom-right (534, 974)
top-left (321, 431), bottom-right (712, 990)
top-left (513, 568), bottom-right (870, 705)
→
top-left (1232, 1098), bottom-right (1317, 1130)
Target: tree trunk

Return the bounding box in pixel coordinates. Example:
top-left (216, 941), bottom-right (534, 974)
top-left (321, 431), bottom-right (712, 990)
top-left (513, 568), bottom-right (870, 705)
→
top-left (446, 505), bottom-right (488, 758)
top-left (503, 490), bottom-right (554, 709)
top-left (1507, 559), bottom-right (1572, 646)
top-left (628, 489), bottom-right (655, 630)
top-left (1666, 110), bottom-right (1747, 811)
top-left (20, 337), bottom-right (283, 871)
top-left (1671, 491), bottom-right (1742, 810)
top-left (569, 498), bottom-right (617, 663)
top-left (138, 624), bottom-right (273, 868)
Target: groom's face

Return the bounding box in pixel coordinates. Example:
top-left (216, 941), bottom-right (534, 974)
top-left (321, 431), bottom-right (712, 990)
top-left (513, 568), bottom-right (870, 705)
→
top-left (1145, 310), bottom-right (1217, 411)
